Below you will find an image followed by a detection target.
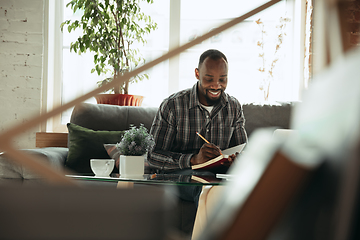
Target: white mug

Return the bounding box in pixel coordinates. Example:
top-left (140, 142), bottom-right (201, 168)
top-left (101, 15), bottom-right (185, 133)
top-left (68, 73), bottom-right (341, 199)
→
top-left (90, 159), bottom-right (115, 177)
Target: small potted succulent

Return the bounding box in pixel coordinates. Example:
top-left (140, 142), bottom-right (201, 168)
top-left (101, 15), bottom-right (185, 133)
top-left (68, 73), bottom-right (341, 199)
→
top-left (116, 124), bottom-right (155, 177)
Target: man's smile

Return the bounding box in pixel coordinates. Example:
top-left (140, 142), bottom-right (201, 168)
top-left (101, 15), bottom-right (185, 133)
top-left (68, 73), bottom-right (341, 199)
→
top-left (207, 90), bottom-right (221, 97)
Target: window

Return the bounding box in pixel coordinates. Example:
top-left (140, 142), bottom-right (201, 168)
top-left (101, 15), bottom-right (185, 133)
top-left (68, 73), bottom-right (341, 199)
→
top-left (46, 0), bottom-right (306, 132)
top-left (60, 0), bottom-right (170, 125)
top-left (177, 0), bottom-right (298, 103)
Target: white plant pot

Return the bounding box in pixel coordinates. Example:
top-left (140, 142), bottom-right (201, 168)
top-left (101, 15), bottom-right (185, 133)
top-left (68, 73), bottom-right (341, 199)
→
top-left (119, 155), bottom-right (145, 178)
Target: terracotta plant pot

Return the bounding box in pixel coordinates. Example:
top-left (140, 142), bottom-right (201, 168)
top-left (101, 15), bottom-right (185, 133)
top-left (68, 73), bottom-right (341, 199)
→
top-left (94, 94), bottom-right (144, 106)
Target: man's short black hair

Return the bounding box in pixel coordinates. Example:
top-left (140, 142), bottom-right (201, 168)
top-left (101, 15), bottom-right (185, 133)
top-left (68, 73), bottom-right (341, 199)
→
top-left (198, 49), bottom-right (228, 69)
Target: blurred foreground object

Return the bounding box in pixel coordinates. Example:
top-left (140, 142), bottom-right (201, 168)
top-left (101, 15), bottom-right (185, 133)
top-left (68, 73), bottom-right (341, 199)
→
top-left (0, 185), bottom-right (176, 240)
top-left (196, 46), bottom-right (360, 240)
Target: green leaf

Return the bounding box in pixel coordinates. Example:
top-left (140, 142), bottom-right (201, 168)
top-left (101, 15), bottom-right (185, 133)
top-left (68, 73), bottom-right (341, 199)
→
top-left (61, 0), bottom-right (157, 92)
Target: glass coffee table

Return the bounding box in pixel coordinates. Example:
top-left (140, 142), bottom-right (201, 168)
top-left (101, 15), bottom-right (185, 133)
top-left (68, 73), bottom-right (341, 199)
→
top-left (66, 173), bottom-right (228, 186)
top-left (66, 172), bottom-right (230, 238)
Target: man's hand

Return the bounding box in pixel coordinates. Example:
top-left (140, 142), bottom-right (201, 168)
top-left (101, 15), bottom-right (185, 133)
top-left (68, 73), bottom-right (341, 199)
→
top-left (220, 152), bottom-right (239, 167)
top-left (190, 143), bottom-right (222, 166)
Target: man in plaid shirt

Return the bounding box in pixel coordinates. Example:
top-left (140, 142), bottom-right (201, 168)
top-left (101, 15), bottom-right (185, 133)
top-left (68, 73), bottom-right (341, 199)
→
top-left (147, 49), bottom-right (248, 208)
top-left (148, 49), bottom-right (247, 173)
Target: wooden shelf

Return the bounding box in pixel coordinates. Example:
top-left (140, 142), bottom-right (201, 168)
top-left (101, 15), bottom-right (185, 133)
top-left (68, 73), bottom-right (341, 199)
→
top-left (36, 132), bottom-right (68, 148)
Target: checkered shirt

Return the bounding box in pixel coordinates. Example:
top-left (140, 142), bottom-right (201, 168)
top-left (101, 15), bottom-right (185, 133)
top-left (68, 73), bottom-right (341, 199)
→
top-left (147, 83), bottom-right (248, 172)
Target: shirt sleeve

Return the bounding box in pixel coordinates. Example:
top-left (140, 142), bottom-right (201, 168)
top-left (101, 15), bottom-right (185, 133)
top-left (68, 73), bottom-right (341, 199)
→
top-left (229, 99), bottom-right (248, 147)
top-left (147, 100), bottom-right (192, 172)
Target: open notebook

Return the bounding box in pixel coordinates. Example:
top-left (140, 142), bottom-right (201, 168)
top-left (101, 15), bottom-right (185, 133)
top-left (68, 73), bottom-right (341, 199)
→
top-left (192, 143), bottom-right (246, 170)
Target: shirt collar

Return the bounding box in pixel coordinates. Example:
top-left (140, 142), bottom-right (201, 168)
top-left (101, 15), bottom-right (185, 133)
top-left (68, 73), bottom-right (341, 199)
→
top-left (189, 82), bottom-right (229, 110)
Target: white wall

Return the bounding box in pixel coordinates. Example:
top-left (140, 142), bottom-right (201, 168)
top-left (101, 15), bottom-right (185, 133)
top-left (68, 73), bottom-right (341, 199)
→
top-left (0, 0), bottom-right (44, 149)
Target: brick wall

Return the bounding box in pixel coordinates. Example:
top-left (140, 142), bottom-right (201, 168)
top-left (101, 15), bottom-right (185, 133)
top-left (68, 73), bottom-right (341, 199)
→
top-left (0, 0), bottom-right (44, 149)
top-left (345, 0), bottom-right (360, 48)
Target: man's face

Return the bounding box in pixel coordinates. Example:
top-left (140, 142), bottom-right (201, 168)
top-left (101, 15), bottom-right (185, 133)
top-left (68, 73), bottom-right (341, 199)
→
top-left (195, 57), bottom-right (228, 106)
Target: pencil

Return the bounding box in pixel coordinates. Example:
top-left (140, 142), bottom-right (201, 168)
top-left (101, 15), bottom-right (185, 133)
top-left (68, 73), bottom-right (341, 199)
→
top-left (196, 132), bottom-right (222, 154)
top-left (196, 132), bottom-right (210, 143)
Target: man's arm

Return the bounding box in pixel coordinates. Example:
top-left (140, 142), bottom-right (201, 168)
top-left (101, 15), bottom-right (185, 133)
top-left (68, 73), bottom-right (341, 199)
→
top-left (147, 101), bottom-right (193, 172)
top-left (219, 99), bottom-right (248, 169)
top-left (229, 99), bottom-right (248, 147)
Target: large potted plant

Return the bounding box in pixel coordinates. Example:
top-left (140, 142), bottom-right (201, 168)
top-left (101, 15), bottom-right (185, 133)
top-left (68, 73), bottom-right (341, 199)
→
top-left (61, 0), bottom-right (157, 106)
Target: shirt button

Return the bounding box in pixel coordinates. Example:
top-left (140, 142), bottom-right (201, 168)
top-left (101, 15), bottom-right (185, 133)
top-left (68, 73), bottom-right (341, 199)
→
top-left (206, 129), bottom-right (209, 132)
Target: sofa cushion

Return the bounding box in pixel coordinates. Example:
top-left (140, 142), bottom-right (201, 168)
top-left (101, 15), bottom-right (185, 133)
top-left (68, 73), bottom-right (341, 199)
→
top-left (0, 147), bottom-right (69, 181)
top-left (70, 103), bottom-right (159, 132)
top-left (66, 123), bottom-right (124, 173)
top-left (104, 144), bottom-right (121, 161)
top-left (242, 102), bottom-right (293, 137)
top-left (69, 102), bottom-right (294, 139)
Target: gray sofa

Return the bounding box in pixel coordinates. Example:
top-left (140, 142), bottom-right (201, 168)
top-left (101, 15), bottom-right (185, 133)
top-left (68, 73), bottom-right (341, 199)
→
top-left (0, 102), bottom-right (294, 237)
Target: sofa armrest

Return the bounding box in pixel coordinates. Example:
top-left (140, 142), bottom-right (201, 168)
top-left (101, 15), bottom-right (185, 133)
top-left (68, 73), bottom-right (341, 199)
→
top-left (0, 147), bottom-right (69, 181)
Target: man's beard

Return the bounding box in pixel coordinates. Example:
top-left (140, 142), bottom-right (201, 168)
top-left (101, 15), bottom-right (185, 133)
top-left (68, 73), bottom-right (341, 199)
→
top-left (205, 90), bottom-right (222, 106)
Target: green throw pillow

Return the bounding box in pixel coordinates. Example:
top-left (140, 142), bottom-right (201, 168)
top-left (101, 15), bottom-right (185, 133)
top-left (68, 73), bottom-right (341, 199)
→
top-left (66, 123), bottom-right (124, 173)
